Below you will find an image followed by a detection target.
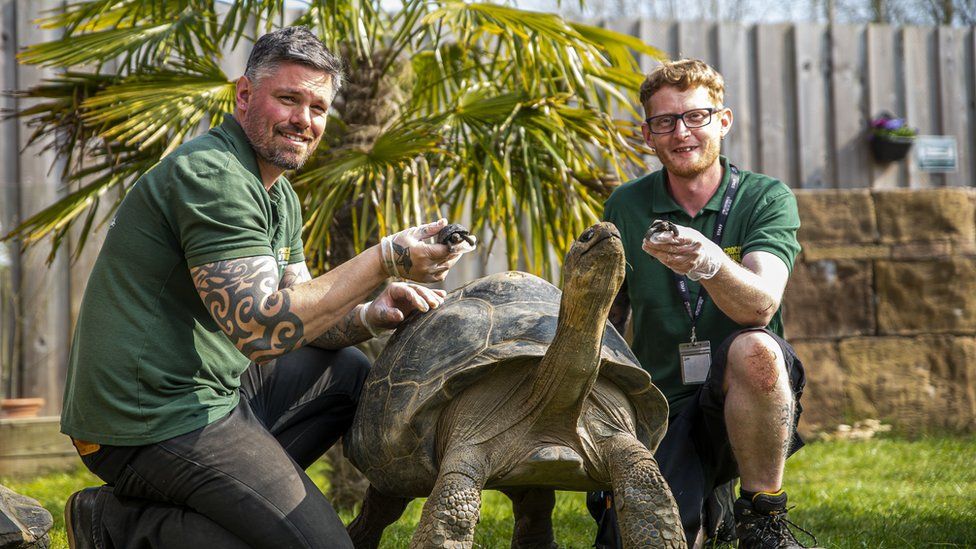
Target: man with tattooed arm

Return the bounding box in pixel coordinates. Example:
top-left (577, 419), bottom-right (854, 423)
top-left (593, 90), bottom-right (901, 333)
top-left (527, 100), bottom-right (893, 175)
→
top-left (59, 27), bottom-right (471, 548)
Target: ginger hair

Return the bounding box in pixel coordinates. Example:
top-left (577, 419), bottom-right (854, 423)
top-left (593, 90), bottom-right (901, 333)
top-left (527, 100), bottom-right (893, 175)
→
top-left (639, 59), bottom-right (725, 111)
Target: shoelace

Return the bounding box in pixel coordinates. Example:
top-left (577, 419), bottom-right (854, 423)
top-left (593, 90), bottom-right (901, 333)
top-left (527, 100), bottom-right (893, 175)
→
top-left (749, 508), bottom-right (818, 548)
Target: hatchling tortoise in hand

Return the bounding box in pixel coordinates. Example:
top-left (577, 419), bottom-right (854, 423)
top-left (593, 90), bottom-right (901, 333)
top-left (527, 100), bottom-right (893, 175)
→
top-left (344, 222), bottom-right (684, 548)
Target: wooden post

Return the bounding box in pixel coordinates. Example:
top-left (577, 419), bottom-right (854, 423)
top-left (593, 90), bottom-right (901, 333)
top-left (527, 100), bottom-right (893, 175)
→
top-left (0, 0), bottom-right (19, 398)
top-left (794, 23), bottom-right (831, 189)
top-left (14, 0), bottom-right (70, 415)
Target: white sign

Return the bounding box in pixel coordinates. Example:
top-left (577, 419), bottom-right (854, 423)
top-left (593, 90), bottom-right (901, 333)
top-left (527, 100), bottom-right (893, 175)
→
top-left (914, 135), bottom-right (957, 173)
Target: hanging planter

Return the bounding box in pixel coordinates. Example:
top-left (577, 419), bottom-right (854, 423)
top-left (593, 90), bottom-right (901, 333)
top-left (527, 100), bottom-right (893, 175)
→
top-left (870, 134), bottom-right (915, 162)
top-left (868, 113), bottom-right (917, 163)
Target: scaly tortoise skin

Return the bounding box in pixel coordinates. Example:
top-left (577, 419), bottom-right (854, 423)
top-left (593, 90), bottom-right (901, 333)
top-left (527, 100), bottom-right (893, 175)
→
top-left (345, 222), bottom-right (685, 549)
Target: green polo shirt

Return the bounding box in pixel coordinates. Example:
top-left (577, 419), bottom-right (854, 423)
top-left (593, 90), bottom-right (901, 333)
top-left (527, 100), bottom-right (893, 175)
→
top-left (61, 116), bottom-right (305, 446)
top-left (603, 156), bottom-right (800, 415)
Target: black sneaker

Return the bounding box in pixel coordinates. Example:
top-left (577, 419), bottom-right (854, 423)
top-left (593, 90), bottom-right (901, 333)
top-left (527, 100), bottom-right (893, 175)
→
top-left (734, 491), bottom-right (818, 549)
top-left (65, 487), bottom-right (102, 549)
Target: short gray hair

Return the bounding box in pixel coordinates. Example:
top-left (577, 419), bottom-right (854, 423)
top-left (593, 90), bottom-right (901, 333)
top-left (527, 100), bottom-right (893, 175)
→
top-left (244, 26), bottom-right (345, 98)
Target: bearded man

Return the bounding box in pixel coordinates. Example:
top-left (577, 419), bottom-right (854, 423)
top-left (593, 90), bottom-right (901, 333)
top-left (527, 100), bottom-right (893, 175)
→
top-left (61, 26), bottom-right (473, 548)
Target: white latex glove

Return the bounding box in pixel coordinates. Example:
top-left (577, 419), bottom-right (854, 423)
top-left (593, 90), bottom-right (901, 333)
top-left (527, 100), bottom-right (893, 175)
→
top-left (642, 220), bottom-right (726, 280)
top-left (380, 219), bottom-right (475, 282)
top-left (359, 282), bottom-right (447, 336)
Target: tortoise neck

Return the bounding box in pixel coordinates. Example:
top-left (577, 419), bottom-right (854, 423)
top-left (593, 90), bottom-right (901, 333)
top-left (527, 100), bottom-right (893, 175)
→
top-left (530, 283), bottom-right (614, 417)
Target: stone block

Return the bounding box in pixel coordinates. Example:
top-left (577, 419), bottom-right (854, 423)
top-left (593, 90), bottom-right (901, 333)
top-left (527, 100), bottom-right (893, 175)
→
top-left (791, 340), bottom-right (845, 438)
top-left (839, 336), bottom-right (976, 434)
top-left (876, 258), bottom-right (976, 334)
top-left (873, 188), bottom-right (976, 244)
top-left (794, 189), bottom-right (877, 244)
top-left (784, 260), bottom-right (874, 338)
top-left (888, 239), bottom-right (953, 260)
top-left (0, 417), bottom-right (76, 478)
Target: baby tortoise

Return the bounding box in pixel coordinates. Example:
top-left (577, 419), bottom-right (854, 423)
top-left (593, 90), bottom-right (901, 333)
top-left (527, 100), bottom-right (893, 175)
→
top-left (436, 223), bottom-right (476, 252)
top-left (645, 219), bottom-right (679, 241)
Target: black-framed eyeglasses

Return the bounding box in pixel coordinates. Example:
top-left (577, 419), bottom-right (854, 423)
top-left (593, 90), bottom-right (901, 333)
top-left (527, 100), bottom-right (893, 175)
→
top-left (645, 107), bottom-right (723, 134)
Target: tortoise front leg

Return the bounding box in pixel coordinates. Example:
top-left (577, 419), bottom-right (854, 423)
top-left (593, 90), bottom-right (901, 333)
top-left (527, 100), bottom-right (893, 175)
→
top-left (601, 434), bottom-right (686, 548)
top-left (411, 452), bottom-right (486, 549)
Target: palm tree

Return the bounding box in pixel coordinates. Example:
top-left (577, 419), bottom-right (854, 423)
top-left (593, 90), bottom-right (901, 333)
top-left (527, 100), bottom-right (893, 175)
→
top-left (5, 0), bottom-right (661, 280)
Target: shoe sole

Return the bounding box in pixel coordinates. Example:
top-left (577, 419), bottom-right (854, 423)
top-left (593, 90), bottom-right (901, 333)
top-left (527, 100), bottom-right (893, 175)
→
top-left (64, 491), bottom-right (85, 549)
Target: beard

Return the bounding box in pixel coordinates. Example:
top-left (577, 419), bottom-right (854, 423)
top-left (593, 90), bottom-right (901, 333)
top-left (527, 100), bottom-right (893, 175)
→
top-left (243, 118), bottom-right (318, 171)
top-left (657, 136), bottom-right (722, 179)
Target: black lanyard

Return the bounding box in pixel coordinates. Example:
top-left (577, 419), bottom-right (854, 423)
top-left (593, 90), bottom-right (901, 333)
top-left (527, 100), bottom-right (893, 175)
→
top-left (668, 164), bottom-right (741, 343)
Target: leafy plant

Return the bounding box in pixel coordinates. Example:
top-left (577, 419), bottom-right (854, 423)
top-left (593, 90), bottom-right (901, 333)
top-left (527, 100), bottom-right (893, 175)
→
top-left (3, 0), bottom-right (663, 280)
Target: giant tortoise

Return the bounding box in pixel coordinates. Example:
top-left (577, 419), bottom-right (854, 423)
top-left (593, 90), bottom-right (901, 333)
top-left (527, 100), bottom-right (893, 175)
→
top-left (345, 222), bottom-right (684, 548)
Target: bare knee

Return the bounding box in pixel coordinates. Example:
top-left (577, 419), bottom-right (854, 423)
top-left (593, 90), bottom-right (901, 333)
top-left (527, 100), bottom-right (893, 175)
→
top-left (723, 331), bottom-right (786, 395)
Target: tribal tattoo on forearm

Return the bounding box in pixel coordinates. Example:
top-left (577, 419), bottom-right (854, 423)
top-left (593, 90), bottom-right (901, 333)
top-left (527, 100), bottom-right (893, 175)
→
top-left (309, 306), bottom-right (373, 349)
top-left (191, 257), bottom-right (305, 363)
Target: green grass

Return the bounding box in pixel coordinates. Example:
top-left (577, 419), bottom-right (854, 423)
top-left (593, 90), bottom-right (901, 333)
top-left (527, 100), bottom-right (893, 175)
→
top-left (4, 436), bottom-right (975, 548)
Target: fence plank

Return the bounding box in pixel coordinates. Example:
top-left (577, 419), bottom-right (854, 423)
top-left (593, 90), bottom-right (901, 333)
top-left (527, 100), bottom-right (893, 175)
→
top-left (867, 24), bottom-right (907, 188)
top-left (830, 24), bottom-right (872, 188)
top-left (755, 24), bottom-right (796, 184)
top-left (15, 0), bottom-right (71, 414)
top-left (0, 0), bottom-right (19, 398)
top-left (639, 19), bottom-right (674, 73)
top-left (676, 21), bottom-right (712, 63)
top-left (715, 23), bottom-right (756, 172)
top-left (937, 26), bottom-right (972, 187)
top-left (637, 19), bottom-right (672, 174)
top-left (794, 24), bottom-right (831, 188)
top-left (903, 26), bottom-right (940, 188)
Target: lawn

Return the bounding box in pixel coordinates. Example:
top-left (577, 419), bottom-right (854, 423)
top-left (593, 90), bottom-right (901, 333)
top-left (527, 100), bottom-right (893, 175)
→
top-left (4, 436), bottom-right (975, 548)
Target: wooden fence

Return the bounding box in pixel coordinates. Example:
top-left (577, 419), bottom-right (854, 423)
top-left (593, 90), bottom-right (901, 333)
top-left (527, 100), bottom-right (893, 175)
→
top-left (0, 6), bottom-right (974, 415)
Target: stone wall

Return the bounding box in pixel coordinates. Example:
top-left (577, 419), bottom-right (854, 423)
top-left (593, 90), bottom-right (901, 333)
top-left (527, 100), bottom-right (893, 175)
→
top-left (784, 188), bottom-right (976, 437)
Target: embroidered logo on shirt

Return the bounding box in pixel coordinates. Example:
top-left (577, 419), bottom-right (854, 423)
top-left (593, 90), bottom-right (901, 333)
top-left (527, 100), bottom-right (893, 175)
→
top-left (276, 247), bottom-right (291, 268)
top-left (724, 245), bottom-right (742, 262)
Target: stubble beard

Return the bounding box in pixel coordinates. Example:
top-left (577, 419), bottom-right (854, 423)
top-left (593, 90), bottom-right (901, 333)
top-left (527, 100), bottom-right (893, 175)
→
top-left (243, 118), bottom-right (317, 171)
top-left (659, 137), bottom-right (722, 179)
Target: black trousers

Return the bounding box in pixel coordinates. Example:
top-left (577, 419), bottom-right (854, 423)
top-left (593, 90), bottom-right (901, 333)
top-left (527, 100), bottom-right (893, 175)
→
top-left (78, 345), bottom-right (370, 549)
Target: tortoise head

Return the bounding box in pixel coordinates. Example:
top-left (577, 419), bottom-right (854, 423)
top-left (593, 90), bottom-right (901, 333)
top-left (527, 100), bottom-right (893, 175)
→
top-left (561, 222), bottom-right (626, 303)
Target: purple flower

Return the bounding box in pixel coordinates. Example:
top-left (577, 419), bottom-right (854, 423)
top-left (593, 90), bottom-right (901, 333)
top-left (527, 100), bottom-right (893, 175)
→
top-left (871, 116), bottom-right (905, 130)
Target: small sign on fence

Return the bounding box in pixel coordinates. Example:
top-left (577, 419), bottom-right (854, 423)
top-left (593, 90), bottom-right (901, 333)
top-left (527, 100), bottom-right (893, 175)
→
top-left (914, 136), bottom-right (958, 173)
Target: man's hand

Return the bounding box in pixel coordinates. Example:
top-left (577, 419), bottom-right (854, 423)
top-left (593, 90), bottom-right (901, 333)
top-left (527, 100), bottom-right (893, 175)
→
top-left (365, 282), bottom-right (447, 332)
top-left (381, 219), bottom-right (475, 282)
top-left (643, 222), bottom-right (726, 280)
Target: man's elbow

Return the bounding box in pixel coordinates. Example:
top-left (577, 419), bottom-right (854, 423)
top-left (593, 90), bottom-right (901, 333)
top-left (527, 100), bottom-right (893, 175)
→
top-left (737, 301), bottom-right (778, 328)
top-left (233, 329), bottom-right (301, 364)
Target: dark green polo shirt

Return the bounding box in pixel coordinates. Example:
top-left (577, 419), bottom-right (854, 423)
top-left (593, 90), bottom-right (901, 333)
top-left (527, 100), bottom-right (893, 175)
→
top-left (61, 116), bottom-right (305, 446)
top-left (603, 156), bottom-right (800, 415)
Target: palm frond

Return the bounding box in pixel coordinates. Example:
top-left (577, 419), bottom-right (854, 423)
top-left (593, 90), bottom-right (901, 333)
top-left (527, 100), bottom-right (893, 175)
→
top-left (6, 0), bottom-right (661, 278)
top-left (80, 59), bottom-right (234, 156)
top-left (21, 7), bottom-right (218, 69)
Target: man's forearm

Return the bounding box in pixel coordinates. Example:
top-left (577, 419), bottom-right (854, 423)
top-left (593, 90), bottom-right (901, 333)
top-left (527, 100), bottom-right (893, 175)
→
top-left (193, 246), bottom-right (388, 362)
top-left (308, 304), bottom-right (374, 350)
top-left (701, 256), bottom-right (781, 327)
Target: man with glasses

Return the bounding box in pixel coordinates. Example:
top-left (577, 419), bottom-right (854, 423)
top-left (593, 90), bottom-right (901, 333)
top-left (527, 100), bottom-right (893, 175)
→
top-left (589, 59), bottom-right (816, 548)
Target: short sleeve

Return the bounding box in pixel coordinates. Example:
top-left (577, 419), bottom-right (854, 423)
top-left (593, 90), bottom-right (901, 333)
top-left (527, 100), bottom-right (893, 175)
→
top-left (741, 189), bottom-right (802, 273)
top-left (168, 159), bottom-right (274, 267)
top-left (284, 183), bottom-right (305, 265)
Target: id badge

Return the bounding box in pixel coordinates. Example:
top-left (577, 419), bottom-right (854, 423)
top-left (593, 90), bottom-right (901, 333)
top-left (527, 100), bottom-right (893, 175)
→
top-left (679, 340), bottom-right (711, 385)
